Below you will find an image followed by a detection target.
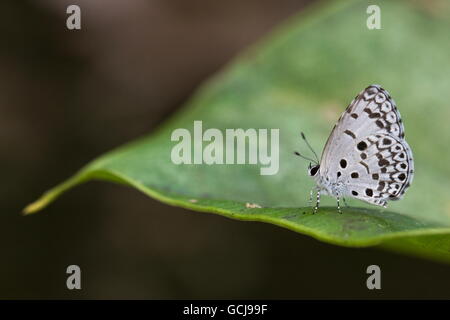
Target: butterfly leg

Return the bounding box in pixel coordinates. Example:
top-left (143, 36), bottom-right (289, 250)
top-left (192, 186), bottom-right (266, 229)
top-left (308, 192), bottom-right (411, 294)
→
top-left (308, 188), bottom-right (314, 206)
top-left (313, 189), bottom-right (321, 214)
top-left (336, 196), bottom-right (342, 214)
top-left (343, 197), bottom-right (349, 208)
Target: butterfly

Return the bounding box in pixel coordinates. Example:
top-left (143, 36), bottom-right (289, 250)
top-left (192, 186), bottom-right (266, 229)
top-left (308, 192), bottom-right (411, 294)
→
top-left (295, 85), bottom-right (414, 214)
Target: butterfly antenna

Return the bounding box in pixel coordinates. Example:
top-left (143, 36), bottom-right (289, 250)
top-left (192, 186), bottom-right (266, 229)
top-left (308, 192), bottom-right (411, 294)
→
top-left (294, 151), bottom-right (316, 164)
top-left (300, 132), bottom-right (319, 164)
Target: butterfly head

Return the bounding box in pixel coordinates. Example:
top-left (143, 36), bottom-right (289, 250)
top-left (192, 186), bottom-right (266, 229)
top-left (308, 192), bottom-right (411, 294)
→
top-left (308, 163), bottom-right (320, 177)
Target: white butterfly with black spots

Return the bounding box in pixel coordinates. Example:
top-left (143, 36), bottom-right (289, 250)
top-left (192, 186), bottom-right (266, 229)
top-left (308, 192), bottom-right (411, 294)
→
top-left (296, 85), bottom-right (414, 214)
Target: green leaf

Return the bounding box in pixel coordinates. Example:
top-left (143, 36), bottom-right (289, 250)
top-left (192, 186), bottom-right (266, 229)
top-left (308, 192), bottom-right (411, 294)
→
top-left (25, 0), bottom-right (450, 263)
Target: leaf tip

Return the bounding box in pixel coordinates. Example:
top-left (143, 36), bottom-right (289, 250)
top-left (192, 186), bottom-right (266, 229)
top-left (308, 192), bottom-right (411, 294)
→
top-left (21, 171), bottom-right (90, 216)
top-left (22, 194), bottom-right (54, 215)
top-left (22, 201), bottom-right (42, 215)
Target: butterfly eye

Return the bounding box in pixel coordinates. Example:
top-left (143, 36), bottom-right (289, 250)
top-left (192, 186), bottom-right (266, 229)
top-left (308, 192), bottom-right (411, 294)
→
top-left (309, 165), bottom-right (320, 176)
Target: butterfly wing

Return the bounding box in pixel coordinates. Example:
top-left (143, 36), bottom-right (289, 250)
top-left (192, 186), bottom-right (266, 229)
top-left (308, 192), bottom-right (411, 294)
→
top-left (319, 85), bottom-right (414, 207)
top-left (336, 133), bottom-right (413, 207)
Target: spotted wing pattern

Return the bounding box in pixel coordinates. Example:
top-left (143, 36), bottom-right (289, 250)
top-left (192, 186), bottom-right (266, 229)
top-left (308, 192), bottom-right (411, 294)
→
top-left (318, 85), bottom-right (414, 207)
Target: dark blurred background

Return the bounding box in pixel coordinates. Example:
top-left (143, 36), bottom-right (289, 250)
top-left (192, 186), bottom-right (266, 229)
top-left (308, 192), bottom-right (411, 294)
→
top-left (1, 0), bottom-right (449, 299)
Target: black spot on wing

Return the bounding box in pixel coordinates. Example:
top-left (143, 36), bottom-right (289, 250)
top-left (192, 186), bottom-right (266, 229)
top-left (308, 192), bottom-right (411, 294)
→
top-left (378, 159), bottom-right (390, 167)
top-left (344, 130), bottom-right (356, 139)
top-left (357, 141), bottom-right (367, 151)
top-left (377, 181), bottom-right (385, 191)
top-left (359, 161), bottom-right (370, 174)
top-left (376, 120), bottom-right (384, 128)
